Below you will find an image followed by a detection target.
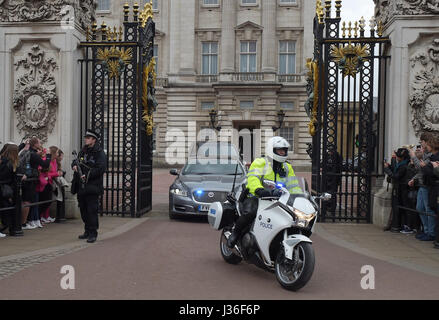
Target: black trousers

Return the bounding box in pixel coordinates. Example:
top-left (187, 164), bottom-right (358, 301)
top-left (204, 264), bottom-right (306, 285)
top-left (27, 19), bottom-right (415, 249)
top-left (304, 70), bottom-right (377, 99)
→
top-left (78, 194), bottom-right (99, 237)
top-left (391, 185), bottom-right (410, 229)
top-left (234, 197), bottom-right (259, 233)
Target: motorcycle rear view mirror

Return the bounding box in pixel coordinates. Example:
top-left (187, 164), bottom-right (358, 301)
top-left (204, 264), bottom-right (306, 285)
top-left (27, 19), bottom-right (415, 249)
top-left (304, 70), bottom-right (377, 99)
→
top-left (170, 169), bottom-right (180, 176)
top-left (319, 193), bottom-right (332, 201)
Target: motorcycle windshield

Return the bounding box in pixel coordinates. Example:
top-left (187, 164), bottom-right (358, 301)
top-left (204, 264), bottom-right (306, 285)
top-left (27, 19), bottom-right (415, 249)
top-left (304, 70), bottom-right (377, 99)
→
top-left (286, 177), bottom-right (310, 207)
top-left (262, 177), bottom-right (310, 193)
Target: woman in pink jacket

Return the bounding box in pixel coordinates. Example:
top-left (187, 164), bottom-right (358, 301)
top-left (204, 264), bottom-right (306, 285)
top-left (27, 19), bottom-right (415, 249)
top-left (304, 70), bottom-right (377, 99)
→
top-left (38, 146), bottom-right (61, 223)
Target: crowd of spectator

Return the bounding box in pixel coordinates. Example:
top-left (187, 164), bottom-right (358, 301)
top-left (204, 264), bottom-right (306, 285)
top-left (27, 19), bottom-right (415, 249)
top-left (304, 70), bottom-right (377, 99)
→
top-left (384, 131), bottom-right (439, 249)
top-left (0, 137), bottom-right (69, 237)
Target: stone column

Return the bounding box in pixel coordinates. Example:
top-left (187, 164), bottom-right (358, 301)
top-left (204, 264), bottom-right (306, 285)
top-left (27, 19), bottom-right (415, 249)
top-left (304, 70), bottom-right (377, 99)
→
top-left (0, 0), bottom-right (95, 219)
top-left (179, 0), bottom-right (195, 75)
top-left (261, 0), bottom-right (276, 73)
top-left (168, 0), bottom-right (180, 79)
top-left (220, 0), bottom-right (236, 73)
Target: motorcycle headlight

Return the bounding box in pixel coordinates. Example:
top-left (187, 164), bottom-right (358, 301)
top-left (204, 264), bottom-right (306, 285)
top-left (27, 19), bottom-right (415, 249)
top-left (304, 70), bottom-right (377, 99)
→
top-left (170, 182), bottom-right (188, 197)
top-left (292, 208), bottom-right (316, 227)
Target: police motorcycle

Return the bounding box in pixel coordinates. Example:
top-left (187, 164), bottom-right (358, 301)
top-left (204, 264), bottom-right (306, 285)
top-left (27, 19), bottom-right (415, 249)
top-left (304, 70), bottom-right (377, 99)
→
top-left (208, 176), bottom-right (331, 291)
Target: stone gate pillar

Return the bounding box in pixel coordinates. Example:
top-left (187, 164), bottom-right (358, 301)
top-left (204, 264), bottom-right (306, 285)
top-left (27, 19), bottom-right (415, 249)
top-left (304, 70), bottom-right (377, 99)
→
top-left (372, 0), bottom-right (439, 227)
top-left (0, 0), bottom-right (96, 218)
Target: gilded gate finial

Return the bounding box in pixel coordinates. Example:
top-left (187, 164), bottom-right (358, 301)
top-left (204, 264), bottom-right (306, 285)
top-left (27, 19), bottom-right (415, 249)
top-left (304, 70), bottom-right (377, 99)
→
top-left (139, 2), bottom-right (154, 28)
top-left (377, 20), bottom-right (384, 37)
top-left (335, 0), bottom-right (342, 18)
top-left (325, 0), bottom-right (332, 18)
top-left (316, 0), bottom-right (324, 24)
top-left (359, 16), bottom-right (366, 37)
top-left (341, 21), bottom-right (346, 38)
top-left (133, 3), bottom-right (139, 21)
top-left (124, 3), bottom-right (130, 21)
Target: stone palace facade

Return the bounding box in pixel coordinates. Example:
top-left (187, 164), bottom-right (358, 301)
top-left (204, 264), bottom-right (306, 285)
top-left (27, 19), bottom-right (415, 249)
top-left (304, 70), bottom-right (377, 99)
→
top-left (95, 0), bottom-right (315, 168)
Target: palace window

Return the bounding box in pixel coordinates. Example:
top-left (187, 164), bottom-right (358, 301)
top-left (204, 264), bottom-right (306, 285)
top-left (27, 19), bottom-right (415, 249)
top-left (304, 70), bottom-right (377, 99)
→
top-left (201, 101), bottom-right (215, 110)
top-left (97, 0), bottom-right (111, 11)
top-left (240, 101), bottom-right (254, 109)
top-left (279, 127), bottom-right (294, 151)
top-left (279, 41), bottom-right (296, 75)
top-left (280, 102), bottom-right (294, 110)
top-left (240, 41), bottom-right (257, 73)
top-left (204, 0), bottom-right (219, 4)
top-left (202, 42), bottom-right (218, 75)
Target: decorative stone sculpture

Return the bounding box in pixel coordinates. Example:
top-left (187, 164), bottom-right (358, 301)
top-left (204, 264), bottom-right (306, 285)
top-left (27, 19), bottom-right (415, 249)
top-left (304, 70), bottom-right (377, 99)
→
top-left (0, 0), bottom-right (96, 29)
top-left (410, 39), bottom-right (439, 135)
top-left (375, 0), bottom-right (439, 25)
top-left (13, 45), bottom-right (58, 142)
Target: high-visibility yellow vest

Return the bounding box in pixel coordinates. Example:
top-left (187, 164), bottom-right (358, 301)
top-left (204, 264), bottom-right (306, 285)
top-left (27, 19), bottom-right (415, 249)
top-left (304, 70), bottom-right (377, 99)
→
top-left (246, 157), bottom-right (302, 196)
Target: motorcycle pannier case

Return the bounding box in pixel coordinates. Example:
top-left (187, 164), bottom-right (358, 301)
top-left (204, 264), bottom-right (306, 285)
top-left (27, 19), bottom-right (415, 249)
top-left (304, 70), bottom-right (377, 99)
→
top-left (208, 202), bottom-right (236, 230)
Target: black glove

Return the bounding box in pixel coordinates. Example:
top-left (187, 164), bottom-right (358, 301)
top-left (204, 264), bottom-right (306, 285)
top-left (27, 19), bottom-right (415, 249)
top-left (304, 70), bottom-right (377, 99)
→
top-left (255, 188), bottom-right (272, 198)
top-left (271, 189), bottom-right (283, 198)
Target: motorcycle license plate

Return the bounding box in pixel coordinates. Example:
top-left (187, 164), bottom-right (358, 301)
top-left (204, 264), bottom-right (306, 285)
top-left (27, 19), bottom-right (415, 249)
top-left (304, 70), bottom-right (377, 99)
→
top-left (198, 205), bottom-right (210, 212)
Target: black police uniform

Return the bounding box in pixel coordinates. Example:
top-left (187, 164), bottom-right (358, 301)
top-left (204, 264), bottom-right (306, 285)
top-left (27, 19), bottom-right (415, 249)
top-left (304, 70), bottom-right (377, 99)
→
top-left (72, 134), bottom-right (107, 242)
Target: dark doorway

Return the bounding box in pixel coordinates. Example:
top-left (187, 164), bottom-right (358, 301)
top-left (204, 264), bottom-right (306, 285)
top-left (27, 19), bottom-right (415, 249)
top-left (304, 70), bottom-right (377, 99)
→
top-left (234, 121), bottom-right (260, 164)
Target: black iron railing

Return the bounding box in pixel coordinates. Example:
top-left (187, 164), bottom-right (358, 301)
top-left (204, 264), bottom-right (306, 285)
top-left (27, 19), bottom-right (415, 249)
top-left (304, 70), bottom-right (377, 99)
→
top-left (0, 175), bottom-right (66, 236)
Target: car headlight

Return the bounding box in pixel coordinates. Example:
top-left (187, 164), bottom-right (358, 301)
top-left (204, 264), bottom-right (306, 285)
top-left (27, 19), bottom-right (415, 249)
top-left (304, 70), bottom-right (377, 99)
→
top-left (170, 183), bottom-right (188, 197)
top-left (292, 208), bottom-right (316, 227)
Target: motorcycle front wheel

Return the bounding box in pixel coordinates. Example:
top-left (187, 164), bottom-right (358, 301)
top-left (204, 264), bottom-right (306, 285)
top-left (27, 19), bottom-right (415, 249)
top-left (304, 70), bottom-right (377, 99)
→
top-left (220, 229), bottom-right (242, 265)
top-left (275, 242), bottom-right (315, 291)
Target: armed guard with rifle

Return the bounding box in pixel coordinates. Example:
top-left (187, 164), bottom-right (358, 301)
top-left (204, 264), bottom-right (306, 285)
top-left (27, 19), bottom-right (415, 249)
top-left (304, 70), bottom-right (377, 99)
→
top-left (71, 130), bottom-right (107, 243)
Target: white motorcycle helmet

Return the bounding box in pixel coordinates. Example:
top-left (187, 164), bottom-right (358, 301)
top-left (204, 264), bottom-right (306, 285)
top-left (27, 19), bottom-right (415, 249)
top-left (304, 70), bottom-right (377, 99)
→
top-left (267, 136), bottom-right (290, 163)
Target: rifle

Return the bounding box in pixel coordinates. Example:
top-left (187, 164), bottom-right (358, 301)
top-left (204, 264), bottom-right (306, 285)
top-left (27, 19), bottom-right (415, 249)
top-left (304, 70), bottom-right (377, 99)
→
top-left (72, 150), bottom-right (86, 189)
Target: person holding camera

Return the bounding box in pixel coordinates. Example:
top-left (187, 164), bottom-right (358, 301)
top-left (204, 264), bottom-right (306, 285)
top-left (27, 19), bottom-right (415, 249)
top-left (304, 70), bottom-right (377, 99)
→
top-left (409, 132), bottom-right (435, 240)
top-left (71, 130), bottom-right (107, 243)
top-left (18, 137), bottom-right (52, 230)
top-left (384, 148), bottom-right (411, 233)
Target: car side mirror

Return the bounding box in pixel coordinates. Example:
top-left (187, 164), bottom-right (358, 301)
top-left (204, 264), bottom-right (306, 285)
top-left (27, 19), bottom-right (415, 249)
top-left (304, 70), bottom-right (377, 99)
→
top-left (170, 169), bottom-right (179, 176)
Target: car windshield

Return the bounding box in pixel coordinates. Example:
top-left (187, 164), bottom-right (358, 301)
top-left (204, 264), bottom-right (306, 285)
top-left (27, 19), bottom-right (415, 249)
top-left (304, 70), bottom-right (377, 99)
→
top-left (188, 142), bottom-right (240, 159)
top-left (182, 161), bottom-right (245, 176)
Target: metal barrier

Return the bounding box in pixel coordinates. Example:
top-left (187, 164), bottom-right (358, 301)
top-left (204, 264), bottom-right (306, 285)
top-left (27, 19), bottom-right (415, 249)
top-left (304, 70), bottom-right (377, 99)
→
top-left (397, 205), bottom-right (437, 218)
top-left (0, 175), bottom-right (66, 236)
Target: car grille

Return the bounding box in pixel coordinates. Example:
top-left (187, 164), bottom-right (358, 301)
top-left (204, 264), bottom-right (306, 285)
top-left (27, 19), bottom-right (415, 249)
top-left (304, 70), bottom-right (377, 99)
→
top-left (193, 191), bottom-right (227, 203)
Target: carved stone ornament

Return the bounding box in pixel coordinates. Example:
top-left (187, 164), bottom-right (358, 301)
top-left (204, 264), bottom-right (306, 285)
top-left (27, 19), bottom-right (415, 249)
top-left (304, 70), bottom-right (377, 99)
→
top-left (13, 45), bottom-right (58, 142)
top-left (375, 0), bottom-right (439, 25)
top-left (410, 39), bottom-right (439, 136)
top-left (0, 0), bottom-right (96, 29)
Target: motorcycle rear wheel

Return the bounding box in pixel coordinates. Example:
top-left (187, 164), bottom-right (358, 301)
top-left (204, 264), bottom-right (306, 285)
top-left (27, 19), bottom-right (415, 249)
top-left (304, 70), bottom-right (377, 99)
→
top-left (275, 242), bottom-right (315, 291)
top-left (220, 229), bottom-right (242, 265)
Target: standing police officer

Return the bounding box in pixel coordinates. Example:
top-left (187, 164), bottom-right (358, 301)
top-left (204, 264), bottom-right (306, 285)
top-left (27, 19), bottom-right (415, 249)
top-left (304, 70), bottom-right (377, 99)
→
top-left (72, 130), bottom-right (107, 243)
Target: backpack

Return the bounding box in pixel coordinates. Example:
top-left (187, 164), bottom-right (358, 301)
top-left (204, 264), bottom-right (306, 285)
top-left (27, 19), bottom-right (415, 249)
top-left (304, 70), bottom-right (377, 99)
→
top-left (18, 149), bottom-right (39, 178)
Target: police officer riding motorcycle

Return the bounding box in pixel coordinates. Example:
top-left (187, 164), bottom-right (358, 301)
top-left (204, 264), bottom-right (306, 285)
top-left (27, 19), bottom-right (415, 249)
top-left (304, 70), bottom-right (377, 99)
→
top-left (227, 136), bottom-right (302, 248)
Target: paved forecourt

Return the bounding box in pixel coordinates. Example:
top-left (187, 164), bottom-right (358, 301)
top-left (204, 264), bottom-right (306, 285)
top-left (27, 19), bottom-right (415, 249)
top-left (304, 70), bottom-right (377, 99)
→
top-left (0, 169), bottom-right (439, 299)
